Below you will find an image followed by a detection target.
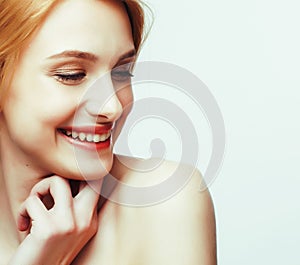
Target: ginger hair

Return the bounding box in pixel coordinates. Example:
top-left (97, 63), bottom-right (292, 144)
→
top-left (0, 0), bottom-right (149, 107)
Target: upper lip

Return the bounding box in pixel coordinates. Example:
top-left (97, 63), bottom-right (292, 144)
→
top-left (59, 123), bottom-right (113, 134)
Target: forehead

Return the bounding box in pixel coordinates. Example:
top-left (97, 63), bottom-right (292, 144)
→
top-left (24, 0), bottom-right (134, 64)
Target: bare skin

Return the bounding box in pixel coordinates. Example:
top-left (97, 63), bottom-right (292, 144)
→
top-left (0, 0), bottom-right (216, 264)
top-left (0, 156), bottom-right (216, 265)
top-left (72, 155), bottom-right (216, 265)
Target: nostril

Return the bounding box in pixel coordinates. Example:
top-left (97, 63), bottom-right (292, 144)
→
top-left (85, 102), bottom-right (105, 116)
top-left (84, 98), bottom-right (123, 121)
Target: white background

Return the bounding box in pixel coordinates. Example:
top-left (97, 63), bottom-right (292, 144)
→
top-left (117, 0), bottom-right (300, 264)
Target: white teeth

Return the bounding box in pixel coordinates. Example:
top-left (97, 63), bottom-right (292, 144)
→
top-left (93, 134), bottom-right (101, 143)
top-left (100, 134), bottom-right (107, 141)
top-left (86, 134), bottom-right (93, 142)
top-left (79, 132), bottom-right (86, 141)
top-left (72, 131), bottom-right (78, 138)
top-left (62, 129), bottom-right (110, 143)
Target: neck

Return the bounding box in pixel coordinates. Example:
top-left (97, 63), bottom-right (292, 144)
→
top-left (0, 173), bottom-right (19, 250)
top-left (0, 117), bottom-right (107, 248)
top-left (0, 122), bottom-right (49, 245)
top-left (0, 155), bottom-right (44, 217)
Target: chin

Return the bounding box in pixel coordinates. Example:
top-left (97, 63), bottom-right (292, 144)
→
top-left (51, 152), bottom-right (114, 181)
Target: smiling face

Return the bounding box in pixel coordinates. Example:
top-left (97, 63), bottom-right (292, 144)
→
top-left (0, 0), bottom-right (135, 180)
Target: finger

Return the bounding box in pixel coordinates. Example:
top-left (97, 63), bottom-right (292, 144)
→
top-left (17, 214), bottom-right (30, 232)
top-left (75, 179), bottom-right (103, 209)
top-left (17, 195), bottom-right (47, 231)
top-left (30, 176), bottom-right (73, 212)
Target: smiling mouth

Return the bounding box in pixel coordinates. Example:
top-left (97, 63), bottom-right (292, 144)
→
top-left (58, 129), bottom-right (111, 143)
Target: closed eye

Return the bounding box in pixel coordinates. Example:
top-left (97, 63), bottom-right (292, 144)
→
top-left (54, 72), bottom-right (86, 85)
top-left (111, 62), bottom-right (134, 82)
top-left (111, 70), bottom-right (134, 82)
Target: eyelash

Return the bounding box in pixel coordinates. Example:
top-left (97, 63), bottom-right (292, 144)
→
top-left (111, 70), bottom-right (134, 82)
top-left (54, 72), bottom-right (86, 84)
top-left (53, 68), bottom-right (134, 86)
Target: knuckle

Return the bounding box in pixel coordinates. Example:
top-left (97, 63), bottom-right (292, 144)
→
top-left (47, 218), bottom-right (76, 236)
top-left (27, 195), bottom-right (36, 204)
top-left (39, 226), bottom-right (57, 241)
top-left (77, 222), bottom-right (89, 233)
top-left (90, 219), bottom-right (99, 233)
top-left (26, 195), bottom-right (39, 207)
top-left (59, 222), bottom-right (76, 235)
top-left (78, 215), bottom-right (98, 234)
top-left (52, 175), bottom-right (68, 186)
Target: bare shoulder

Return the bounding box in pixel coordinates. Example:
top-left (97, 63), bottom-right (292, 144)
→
top-left (75, 156), bottom-right (217, 265)
top-left (113, 155), bottom-right (217, 264)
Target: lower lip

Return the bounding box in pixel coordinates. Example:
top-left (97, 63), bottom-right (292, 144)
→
top-left (58, 130), bottom-right (111, 151)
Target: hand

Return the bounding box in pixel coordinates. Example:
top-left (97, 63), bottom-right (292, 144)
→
top-left (9, 176), bottom-right (102, 265)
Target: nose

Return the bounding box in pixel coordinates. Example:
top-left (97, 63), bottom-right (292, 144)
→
top-left (83, 74), bottom-right (123, 122)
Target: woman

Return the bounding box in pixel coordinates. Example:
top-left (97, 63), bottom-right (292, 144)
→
top-left (0, 0), bottom-right (216, 264)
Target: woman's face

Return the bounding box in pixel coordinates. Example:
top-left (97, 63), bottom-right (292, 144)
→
top-left (0, 0), bottom-right (135, 180)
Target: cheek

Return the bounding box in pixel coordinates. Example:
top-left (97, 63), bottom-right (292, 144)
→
top-left (7, 93), bottom-right (71, 128)
top-left (18, 76), bottom-right (78, 120)
top-left (117, 85), bottom-right (133, 111)
top-left (112, 85), bottom-right (133, 143)
top-left (1, 86), bottom-right (77, 169)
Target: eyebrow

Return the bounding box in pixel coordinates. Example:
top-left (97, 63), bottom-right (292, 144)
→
top-left (47, 49), bottom-right (136, 62)
top-left (47, 50), bottom-right (98, 62)
top-left (118, 49), bottom-right (136, 61)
